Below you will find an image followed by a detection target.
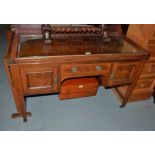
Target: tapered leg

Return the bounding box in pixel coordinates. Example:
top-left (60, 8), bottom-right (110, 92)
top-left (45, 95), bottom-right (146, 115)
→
top-left (8, 66), bottom-right (31, 122)
top-left (120, 60), bottom-right (147, 107)
top-left (11, 88), bottom-right (31, 122)
top-left (4, 37), bottom-right (31, 122)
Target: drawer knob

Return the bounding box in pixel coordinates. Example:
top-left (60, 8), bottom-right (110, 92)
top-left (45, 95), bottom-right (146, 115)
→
top-left (71, 66), bottom-right (78, 73)
top-left (96, 65), bottom-right (103, 71)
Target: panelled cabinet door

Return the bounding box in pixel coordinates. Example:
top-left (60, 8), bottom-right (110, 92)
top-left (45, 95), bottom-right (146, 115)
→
top-left (108, 62), bottom-right (139, 86)
top-left (20, 65), bottom-right (59, 95)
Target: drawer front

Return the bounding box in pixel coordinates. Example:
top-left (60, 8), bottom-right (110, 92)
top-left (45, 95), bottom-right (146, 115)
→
top-left (61, 77), bottom-right (98, 93)
top-left (59, 89), bottom-right (97, 100)
top-left (141, 63), bottom-right (155, 77)
top-left (61, 63), bottom-right (110, 81)
top-left (20, 65), bottom-right (59, 95)
top-left (135, 79), bottom-right (154, 90)
top-left (108, 62), bottom-right (139, 86)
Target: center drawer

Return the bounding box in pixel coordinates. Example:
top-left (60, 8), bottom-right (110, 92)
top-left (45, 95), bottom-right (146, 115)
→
top-left (61, 63), bottom-right (111, 81)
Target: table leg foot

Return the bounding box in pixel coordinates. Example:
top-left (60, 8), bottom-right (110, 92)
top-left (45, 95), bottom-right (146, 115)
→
top-left (23, 117), bottom-right (28, 122)
top-left (120, 104), bottom-right (126, 108)
top-left (11, 112), bottom-right (32, 122)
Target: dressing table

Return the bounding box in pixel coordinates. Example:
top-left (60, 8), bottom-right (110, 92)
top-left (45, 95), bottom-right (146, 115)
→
top-left (4, 24), bottom-right (149, 122)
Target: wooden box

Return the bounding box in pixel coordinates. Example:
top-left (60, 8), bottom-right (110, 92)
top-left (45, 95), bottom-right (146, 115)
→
top-left (59, 77), bottom-right (98, 100)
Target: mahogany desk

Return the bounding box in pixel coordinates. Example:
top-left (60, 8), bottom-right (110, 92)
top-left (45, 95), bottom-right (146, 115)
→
top-left (4, 25), bottom-right (149, 122)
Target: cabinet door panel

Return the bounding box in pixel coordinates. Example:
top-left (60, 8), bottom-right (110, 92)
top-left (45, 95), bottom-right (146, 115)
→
top-left (108, 62), bottom-right (139, 86)
top-left (20, 65), bottom-right (58, 95)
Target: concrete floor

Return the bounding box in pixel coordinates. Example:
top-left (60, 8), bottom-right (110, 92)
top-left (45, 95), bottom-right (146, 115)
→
top-left (0, 25), bottom-right (155, 131)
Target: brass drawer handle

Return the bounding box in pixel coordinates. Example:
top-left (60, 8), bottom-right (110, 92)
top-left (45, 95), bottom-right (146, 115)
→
top-left (71, 66), bottom-right (78, 73)
top-left (96, 65), bottom-right (103, 71)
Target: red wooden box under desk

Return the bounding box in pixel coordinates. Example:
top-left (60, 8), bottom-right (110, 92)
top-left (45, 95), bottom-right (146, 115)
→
top-left (59, 77), bottom-right (99, 100)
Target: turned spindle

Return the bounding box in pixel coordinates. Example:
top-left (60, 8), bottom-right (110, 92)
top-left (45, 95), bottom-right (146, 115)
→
top-left (42, 24), bottom-right (52, 43)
